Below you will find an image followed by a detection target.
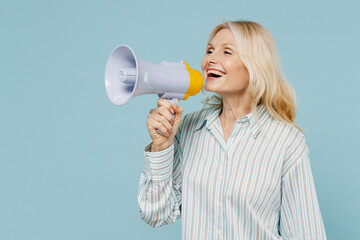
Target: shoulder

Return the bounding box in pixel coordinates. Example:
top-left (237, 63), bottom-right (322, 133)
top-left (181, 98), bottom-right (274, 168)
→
top-left (269, 116), bottom-right (307, 153)
top-left (259, 106), bottom-right (307, 150)
top-left (258, 108), bottom-right (308, 169)
top-left (255, 105), bottom-right (305, 145)
top-left (274, 117), bottom-right (306, 145)
top-left (269, 119), bottom-right (309, 177)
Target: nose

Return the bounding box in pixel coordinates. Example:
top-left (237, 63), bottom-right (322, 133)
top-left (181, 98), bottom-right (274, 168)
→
top-left (201, 51), bottom-right (219, 71)
top-left (206, 54), bottom-right (218, 65)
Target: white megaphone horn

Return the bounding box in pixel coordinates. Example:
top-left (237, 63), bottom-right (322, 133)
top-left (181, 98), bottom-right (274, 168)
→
top-left (105, 45), bottom-right (204, 106)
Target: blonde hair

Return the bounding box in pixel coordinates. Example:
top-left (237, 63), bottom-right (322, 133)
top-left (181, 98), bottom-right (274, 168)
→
top-left (202, 20), bottom-right (302, 131)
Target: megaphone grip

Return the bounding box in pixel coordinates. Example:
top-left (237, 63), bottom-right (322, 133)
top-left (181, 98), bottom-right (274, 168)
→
top-left (156, 98), bottom-right (177, 136)
top-left (167, 98), bottom-right (178, 106)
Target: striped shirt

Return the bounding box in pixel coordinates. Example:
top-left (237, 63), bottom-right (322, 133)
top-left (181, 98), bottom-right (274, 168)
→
top-left (138, 105), bottom-right (326, 239)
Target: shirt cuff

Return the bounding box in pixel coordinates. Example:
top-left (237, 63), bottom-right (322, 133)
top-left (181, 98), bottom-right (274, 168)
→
top-left (144, 143), bottom-right (174, 181)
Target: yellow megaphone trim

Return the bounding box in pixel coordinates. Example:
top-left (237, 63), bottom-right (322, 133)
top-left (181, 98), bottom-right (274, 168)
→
top-left (182, 61), bottom-right (204, 100)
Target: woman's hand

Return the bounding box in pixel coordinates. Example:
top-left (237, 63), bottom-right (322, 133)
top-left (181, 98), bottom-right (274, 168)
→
top-left (147, 98), bottom-right (184, 152)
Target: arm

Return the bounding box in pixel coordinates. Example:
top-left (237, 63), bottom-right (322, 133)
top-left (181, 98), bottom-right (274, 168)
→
top-left (137, 98), bottom-right (183, 228)
top-left (279, 138), bottom-right (326, 239)
top-left (138, 137), bottom-right (182, 228)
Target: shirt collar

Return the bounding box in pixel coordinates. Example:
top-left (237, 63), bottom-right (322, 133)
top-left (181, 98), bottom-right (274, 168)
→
top-left (194, 104), bottom-right (270, 139)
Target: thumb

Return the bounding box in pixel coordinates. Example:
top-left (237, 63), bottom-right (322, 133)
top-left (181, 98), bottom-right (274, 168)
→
top-left (173, 104), bottom-right (183, 127)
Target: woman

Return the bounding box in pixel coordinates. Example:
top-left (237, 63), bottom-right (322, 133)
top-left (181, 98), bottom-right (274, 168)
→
top-left (138, 21), bottom-right (326, 239)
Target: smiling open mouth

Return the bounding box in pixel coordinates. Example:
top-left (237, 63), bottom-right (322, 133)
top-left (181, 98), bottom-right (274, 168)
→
top-left (209, 73), bottom-right (222, 78)
top-left (207, 69), bottom-right (226, 79)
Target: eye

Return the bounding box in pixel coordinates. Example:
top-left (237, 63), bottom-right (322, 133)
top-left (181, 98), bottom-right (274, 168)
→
top-left (224, 50), bottom-right (232, 55)
top-left (206, 49), bottom-right (213, 54)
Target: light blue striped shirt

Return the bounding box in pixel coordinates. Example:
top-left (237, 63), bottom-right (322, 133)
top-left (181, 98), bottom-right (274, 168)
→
top-left (138, 105), bottom-right (326, 239)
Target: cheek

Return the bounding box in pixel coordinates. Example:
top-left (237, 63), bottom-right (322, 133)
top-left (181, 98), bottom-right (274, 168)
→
top-left (241, 65), bottom-right (250, 81)
top-left (201, 57), bottom-right (207, 73)
top-left (221, 60), bottom-right (237, 76)
top-left (233, 63), bottom-right (249, 80)
top-left (225, 63), bottom-right (250, 87)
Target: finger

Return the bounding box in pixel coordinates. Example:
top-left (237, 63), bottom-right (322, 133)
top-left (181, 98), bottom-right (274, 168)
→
top-left (156, 106), bottom-right (174, 123)
top-left (148, 108), bottom-right (156, 116)
top-left (147, 109), bottom-right (157, 124)
top-left (148, 108), bottom-right (171, 122)
top-left (148, 108), bottom-right (173, 129)
top-left (152, 121), bottom-right (170, 137)
top-left (151, 114), bottom-right (173, 132)
top-left (173, 104), bottom-right (184, 114)
top-left (157, 98), bottom-right (172, 108)
top-left (173, 104), bottom-right (184, 120)
top-left (157, 98), bottom-right (175, 114)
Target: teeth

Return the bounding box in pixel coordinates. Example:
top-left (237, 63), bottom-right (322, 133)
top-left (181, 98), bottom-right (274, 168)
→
top-left (207, 69), bottom-right (225, 77)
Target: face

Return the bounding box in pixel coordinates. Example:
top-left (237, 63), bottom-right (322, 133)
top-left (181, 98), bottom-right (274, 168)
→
top-left (201, 29), bottom-right (250, 98)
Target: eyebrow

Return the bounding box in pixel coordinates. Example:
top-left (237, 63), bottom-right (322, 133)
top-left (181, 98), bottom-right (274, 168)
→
top-left (207, 43), bottom-right (236, 48)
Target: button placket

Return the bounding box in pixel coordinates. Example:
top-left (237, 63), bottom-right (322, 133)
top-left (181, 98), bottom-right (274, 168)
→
top-left (214, 150), bottom-right (227, 239)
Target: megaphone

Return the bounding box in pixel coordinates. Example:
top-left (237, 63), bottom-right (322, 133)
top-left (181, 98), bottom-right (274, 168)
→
top-left (105, 45), bottom-right (203, 106)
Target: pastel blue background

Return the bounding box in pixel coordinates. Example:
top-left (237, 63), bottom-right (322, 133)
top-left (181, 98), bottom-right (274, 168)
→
top-left (1, 0), bottom-right (359, 239)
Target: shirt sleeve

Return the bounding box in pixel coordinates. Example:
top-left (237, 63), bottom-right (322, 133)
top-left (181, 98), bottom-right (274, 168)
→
top-left (137, 133), bottom-right (182, 228)
top-left (279, 139), bottom-right (327, 239)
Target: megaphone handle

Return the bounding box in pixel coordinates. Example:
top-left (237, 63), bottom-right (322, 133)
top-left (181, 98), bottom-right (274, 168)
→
top-left (156, 98), bottom-right (178, 136)
top-left (166, 98), bottom-right (178, 106)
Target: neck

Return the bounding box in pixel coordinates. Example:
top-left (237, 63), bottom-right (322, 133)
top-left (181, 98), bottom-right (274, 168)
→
top-left (220, 94), bottom-right (251, 123)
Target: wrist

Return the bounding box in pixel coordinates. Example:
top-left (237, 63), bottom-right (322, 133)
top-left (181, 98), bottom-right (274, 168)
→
top-left (151, 142), bottom-right (173, 152)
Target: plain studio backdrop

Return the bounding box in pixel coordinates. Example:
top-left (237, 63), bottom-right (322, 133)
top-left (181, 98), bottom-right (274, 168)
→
top-left (1, 0), bottom-right (359, 239)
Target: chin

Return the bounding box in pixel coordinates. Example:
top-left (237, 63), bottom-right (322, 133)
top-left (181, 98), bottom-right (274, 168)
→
top-left (204, 85), bottom-right (215, 93)
top-left (204, 82), bottom-right (220, 94)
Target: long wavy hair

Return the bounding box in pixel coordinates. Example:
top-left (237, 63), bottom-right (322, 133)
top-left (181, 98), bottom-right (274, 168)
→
top-left (202, 20), bottom-right (302, 131)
